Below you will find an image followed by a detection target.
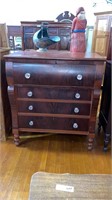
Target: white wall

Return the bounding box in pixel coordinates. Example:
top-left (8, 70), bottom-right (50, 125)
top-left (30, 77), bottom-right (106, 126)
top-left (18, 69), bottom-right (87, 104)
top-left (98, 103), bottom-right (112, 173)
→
top-left (1, 0), bottom-right (111, 25)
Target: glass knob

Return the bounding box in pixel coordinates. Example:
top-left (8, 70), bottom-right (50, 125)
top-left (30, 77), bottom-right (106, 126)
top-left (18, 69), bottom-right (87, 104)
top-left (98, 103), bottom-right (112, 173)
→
top-left (27, 91), bottom-right (33, 97)
top-left (28, 105), bottom-right (33, 111)
top-left (73, 123), bottom-right (78, 129)
top-left (74, 107), bottom-right (79, 113)
top-left (29, 120), bottom-right (34, 126)
top-left (25, 73), bottom-right (31, 79)
top-left (77, 74), bottom-right (83, 80)
top-left (75, 93), bottom-right (80, 99)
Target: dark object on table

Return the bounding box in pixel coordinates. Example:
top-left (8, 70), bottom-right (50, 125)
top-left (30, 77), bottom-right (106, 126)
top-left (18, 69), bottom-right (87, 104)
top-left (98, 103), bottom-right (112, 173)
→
top-left (33, 22), bottom-right (60, 51)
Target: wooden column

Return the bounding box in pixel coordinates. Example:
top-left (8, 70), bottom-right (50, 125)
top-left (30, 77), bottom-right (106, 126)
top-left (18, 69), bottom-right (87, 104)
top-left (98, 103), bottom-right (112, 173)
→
top-left (0, 48), bottom-right (11, 141)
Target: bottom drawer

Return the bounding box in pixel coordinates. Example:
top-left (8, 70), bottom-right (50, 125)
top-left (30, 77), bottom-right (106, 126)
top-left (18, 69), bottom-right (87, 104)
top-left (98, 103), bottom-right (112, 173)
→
top-left (18, 116), bottom-right (89, 132)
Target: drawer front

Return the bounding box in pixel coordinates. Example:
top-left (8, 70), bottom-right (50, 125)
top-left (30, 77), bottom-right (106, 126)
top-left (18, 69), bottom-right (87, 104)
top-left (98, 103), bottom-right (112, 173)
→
top-left (24, 35), bottom-right (34, 49)
top-left (17, 86), bottom-right (92, 101)
top-left (18, 116), bottom-right (89, 131)
top-left (24, 27), bottom-right (37, 33)
top-left (48, 28), bottom-right (58, 35)
top-left (59, 28), bottom-right (71, 36)
top-left (17, 101), bottom-right (91, 115)
top-left (13, 63), bottom-right (95, 86)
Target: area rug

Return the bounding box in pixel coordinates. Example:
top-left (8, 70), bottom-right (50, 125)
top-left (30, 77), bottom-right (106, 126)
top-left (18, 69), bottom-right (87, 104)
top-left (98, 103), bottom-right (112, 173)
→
top-left (28, 172), bottom-right (112, 200)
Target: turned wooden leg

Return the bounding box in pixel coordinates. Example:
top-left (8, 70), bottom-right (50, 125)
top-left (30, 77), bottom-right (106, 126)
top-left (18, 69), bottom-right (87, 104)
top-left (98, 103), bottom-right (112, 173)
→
top-left (98, 120), bottom-right (102, 133)
top-left (103, 132), bottom-right (110, 151)
top-left (13, 129), bottom-right (20, 146)
top-left (103, 109), bottom-right (111, 151)
top-left (88, 135), bottom-right (95, 150)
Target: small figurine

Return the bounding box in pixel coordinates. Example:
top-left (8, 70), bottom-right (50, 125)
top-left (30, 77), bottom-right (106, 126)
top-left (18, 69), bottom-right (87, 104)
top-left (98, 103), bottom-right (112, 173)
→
top-left (70, 7), bottom-right (87, 52)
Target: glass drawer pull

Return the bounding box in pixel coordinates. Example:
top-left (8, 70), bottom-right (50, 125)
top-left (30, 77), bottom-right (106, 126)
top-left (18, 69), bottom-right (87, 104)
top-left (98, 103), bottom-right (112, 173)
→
top-left (27, 91), bottom-right (33, 97)
top-left (25, 73), bottom-right (31, 79)
top-left (28, 105), bottom-right (33, 111)
top-left (77, 74), bottom-right (83, 80)
top-left (29, 121), bottom-right (34, 126)
top-left (73, 123), bottom-right (78, 129)
top-left (74, 107), bottom-right (79, 113)
top-left (75, 93), bottom-right (80, 99)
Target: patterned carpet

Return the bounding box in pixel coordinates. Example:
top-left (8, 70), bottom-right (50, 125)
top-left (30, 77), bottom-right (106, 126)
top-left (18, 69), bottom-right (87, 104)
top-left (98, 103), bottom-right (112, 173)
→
top-left (28, 172), bottom-right (112, 200)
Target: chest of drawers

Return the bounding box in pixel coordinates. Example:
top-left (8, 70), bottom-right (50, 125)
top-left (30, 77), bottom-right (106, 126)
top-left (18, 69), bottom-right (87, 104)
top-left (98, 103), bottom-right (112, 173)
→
top-left (4, 50), bottom-right (105, 149)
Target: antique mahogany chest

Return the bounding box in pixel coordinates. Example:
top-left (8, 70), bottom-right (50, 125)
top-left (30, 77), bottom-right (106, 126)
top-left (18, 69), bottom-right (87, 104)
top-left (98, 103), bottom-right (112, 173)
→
top-left (4, 50), bottom-right (106, 149)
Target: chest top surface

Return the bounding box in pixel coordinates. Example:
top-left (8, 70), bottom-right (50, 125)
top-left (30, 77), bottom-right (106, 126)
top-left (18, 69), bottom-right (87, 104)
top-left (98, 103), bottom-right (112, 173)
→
top-left (4, 50), bottom-right (106, 62)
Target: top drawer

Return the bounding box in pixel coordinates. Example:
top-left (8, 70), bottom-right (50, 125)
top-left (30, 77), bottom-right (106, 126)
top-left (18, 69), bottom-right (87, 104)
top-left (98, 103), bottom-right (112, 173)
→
top-left (13, 63), bottom-right (95, 87)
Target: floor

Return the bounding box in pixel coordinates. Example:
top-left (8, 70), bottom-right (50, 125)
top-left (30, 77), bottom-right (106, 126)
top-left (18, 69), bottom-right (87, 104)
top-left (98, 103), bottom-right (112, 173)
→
top-left (0, 132), bottom-right (111, 200)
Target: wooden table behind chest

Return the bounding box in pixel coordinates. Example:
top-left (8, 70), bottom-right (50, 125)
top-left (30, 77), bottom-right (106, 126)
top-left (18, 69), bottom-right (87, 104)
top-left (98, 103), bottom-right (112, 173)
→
top-left (4, 50), bottom-right (105, 149)
top-left (21, 21), bottom-right (72, 50)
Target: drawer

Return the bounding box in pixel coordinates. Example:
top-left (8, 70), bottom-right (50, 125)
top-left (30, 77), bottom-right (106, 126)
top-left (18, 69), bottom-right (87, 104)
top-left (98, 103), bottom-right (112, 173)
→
top-left (24, 27), bottom-right (37, 33)
top-left (17, 101), bottom-right (91, 115)
top-left (13, 63), bottom-right (95, 87)
top-left (48, 28), bottom-right (58, 35)
top-left (18, 116), bottom-right (89, 131)
top-left (59, 28), bottom-right (71, 36)
top-left (17, 86), bottom-right (92, 101)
